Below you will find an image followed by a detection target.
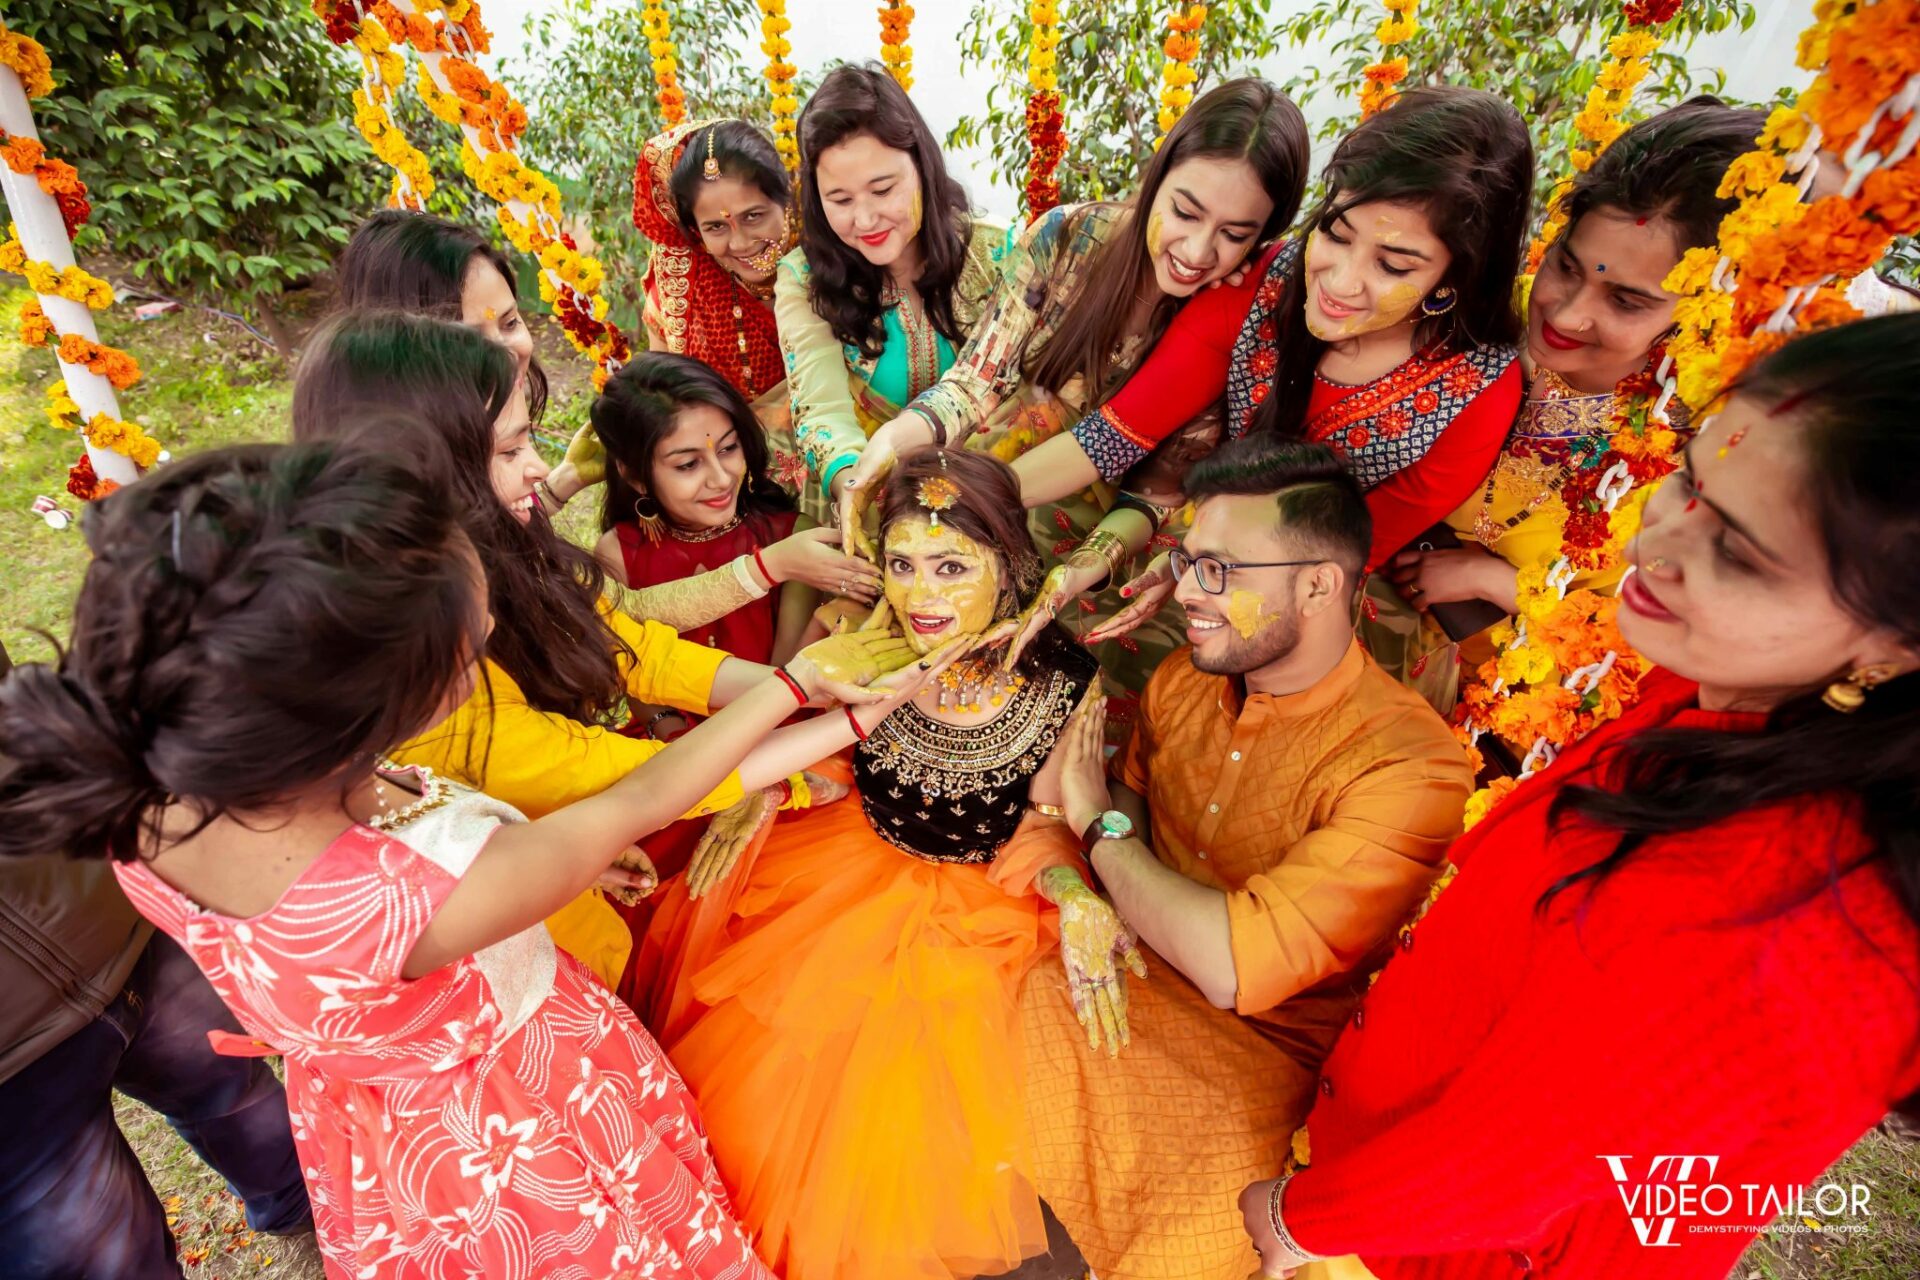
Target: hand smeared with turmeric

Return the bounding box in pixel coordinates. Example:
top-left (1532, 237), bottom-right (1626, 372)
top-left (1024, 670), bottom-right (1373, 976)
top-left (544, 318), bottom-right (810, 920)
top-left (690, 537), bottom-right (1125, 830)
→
top-left (1040, 865), bottom-right (1147, 1057)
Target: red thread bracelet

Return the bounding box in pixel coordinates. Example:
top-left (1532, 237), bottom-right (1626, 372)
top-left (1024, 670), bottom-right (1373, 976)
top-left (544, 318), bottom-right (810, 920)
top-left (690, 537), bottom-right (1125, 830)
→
top-left (774, 668), bottom-right (808, 707)
top-left (752, 547), bottom-right (774, 589)
top-left (845, 704), bottom-right (868, 741)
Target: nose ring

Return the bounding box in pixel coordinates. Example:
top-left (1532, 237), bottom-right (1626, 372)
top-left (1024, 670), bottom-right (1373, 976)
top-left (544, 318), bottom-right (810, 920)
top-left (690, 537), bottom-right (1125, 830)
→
top-left (1645, 556), bottom-right (1668, 571)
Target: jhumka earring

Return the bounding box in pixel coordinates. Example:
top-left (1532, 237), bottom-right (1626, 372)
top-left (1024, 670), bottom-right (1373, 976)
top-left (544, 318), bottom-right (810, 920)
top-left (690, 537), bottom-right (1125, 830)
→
top-left (632, 493), bottom-right (667, 544)
top-left (1822, 662), bottom-right (1901, 713)
top-left (1420, 286), bottom-right (1457, 317)
top-left (703, 126), bottom-right (720, 182)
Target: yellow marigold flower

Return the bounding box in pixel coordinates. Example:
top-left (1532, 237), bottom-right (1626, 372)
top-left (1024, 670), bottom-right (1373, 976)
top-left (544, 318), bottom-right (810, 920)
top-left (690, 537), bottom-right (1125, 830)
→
top-left (1757, 105), bottom-right (1810, 154)
top-left (1608, 31), bottom-right (1659, 60)
top-left (1661, 246), bottom-right (1720, 296)
top-left (1376, 14), bottom-right (1419, 44)
top-left (1496, 639), bottom-right (1557, 688)
top-left (1716, 150), bottom-right (1786, 200)
top-left (1030, 0), bottom-right (1059, 23)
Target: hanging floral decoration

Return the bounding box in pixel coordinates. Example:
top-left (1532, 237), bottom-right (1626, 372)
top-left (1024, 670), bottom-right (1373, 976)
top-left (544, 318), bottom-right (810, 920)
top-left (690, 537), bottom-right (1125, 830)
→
top-left (0, 25), bottom-right (53, 98)
top-left (315, 0), bottom-right (629, 386)
top-left (0, 131), bottom-right (89, 237)
top-left (66, 454), bottom-right (118, 503)
top-left (1658, 0), bottom-right (1913, 417)
top-left (1528, 0), bottom-right (1682, 270)
top-left (880, 2), bottom-right (914, 91)
top-left (1701, 0), bottom-right (1920, 394)
top-left (1454, 360), bottom-right (1675, 816)
top-left (0, 228), bottom-right (115, 309)
top-left (1156, 5), bottom-right (1206, 139)
top-left (18, 313), bottom-right (144, 390)
top-left (642, 1), bottom-right (687, 125)
top-left (1024, 0), bottom-right (1066, 223)
top-left (757, 0), bottom-right (800, 172)
top-left (42, 380), bottom-right (163, 468)
top-left (1359, 0), bottom-right (1418, 118)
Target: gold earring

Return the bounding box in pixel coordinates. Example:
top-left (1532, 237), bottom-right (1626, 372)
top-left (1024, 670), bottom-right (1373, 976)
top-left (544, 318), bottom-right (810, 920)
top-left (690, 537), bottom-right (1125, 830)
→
top-left (633, 493), bottom-right (666, 545)
top-left (1822, 662), bottom-right (1901, 713)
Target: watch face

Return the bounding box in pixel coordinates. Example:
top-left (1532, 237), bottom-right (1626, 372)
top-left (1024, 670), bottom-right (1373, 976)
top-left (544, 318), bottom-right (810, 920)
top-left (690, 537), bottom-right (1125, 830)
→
top-left (1100, 811), bottom-right (1134, 839)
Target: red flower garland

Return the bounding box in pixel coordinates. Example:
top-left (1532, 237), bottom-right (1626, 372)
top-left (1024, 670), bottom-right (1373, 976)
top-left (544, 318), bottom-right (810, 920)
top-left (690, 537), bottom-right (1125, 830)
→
top-left (1024, 90), bottom-right (1066, 222)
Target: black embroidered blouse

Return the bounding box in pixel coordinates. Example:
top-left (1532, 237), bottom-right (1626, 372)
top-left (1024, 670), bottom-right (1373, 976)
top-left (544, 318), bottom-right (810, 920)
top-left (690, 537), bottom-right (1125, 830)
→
top-left (855, 626), bottom-right (1099, 864)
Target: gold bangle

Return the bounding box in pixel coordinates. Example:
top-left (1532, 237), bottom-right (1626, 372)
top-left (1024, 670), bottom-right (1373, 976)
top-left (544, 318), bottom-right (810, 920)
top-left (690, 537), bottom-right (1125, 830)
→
top-left (1074, 529), bottom-right (1131, 584)
top-left (1029, 801), bottom-right (1066, 819)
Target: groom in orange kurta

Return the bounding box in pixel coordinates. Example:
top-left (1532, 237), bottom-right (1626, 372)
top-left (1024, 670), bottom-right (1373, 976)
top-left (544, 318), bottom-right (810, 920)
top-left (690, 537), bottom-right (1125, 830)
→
top-left (1020, 437), bottom-right (1473, 1280)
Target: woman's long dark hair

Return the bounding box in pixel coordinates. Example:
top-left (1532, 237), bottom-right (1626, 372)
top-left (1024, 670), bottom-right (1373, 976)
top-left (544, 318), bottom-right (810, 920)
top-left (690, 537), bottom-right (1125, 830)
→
top-left (669, 118), bottom-right (790, 233)
top-left (0, 441), bottom-right (482, 862)
top-left (797, 63), bottom-right (977, 357)
top-left (1545, 316), bottom-right (1920, 1108)
top-left (292, 312), bottom-right (629, 723)
top-left (1252, 85), bottom-right (1534, 439)
top-left (593, 351), bottom-right (795, 535)
top-left (332, 209), bottom-right (550, 424)
top-left (1025, 77), bottom-right (1309, 409)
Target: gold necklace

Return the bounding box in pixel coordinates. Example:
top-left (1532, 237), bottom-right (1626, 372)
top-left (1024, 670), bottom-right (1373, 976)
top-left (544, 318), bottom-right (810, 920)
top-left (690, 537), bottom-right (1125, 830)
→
top-left (666, 513), bottom-right (743, 544)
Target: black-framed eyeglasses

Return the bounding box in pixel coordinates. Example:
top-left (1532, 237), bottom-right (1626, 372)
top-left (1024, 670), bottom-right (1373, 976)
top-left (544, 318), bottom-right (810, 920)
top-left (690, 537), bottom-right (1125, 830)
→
top-left (1168, 548), bottom-right (1325, 595)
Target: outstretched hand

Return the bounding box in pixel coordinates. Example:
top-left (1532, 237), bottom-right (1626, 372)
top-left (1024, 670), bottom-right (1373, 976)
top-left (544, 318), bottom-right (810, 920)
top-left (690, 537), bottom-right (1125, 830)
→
top-left (789, 626), bottom-right (917, 705)
top-left (1083, 552), bottom-right (1178, 646)
top-left (686, 789), bottom-right (778, 900)
top-left (563, 422), bottom-right (606, 489)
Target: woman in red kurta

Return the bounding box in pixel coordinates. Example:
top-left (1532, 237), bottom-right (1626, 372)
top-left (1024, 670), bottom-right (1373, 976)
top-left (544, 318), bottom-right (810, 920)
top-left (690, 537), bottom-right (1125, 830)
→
top-left (1246, 315), bottom-right (1920, 1279)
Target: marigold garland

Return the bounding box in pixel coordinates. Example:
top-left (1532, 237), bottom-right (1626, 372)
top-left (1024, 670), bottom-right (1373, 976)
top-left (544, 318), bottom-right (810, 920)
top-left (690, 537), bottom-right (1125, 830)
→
top-left (42, 383), bottom-right (164, 469)
top-left (1359, 0), bottom-right (1418, 118)
top-left (0, 130), bottom-right (90, 238)
top-left (0, 25), bottom-right (54, 99)
top-left (25, 320), bottom-right (143, 390)
top-left (1528, 1), bottom-right (1681, 270)
top-left (0, 229), bottom-right (115, 308)
top-left (1024, 0), bottom-right (1066, 222)
top-left (318, 0), bottom-right (629, 382)
top-left (1157, 5), bottom-right (1206, 139)
top-left (757, 0), bottom-right (800, 172)
top-left (642, 0), bottom-right (686, 125)
top-left (66, 454), bottom-right (118, 502)
top-left (879, 2), bottom-right (914, 92)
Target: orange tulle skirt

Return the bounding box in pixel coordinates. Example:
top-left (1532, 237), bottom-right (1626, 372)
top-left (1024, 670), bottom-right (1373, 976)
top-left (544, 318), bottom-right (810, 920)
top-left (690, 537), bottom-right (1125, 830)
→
top-left (656, 793), bottom-right (1055, 1280)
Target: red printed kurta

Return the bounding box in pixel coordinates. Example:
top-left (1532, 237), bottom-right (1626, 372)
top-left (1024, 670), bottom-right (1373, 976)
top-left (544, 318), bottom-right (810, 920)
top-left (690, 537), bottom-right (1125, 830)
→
top-left (115, 770), bottom-right (772, 1280)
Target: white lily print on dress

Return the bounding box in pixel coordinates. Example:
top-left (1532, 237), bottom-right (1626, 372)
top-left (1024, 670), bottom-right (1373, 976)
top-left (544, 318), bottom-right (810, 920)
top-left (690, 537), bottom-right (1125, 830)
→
top-left (458, 1113), bottom-right (539, 1196)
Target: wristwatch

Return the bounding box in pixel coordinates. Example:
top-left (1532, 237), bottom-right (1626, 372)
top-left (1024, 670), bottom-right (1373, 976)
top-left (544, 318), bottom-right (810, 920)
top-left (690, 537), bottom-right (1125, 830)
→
top-left (1079, 809), bottom-right (1134, 854)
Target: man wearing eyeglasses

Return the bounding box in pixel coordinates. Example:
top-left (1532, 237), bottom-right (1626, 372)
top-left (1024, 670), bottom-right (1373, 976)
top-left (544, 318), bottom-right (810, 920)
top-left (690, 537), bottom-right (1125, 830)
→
top-left (1018, 435), bottom-right (1473, 1280)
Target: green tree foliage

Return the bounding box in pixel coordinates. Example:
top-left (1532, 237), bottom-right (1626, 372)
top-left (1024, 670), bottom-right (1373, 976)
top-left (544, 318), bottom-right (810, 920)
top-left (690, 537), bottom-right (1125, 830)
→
top-left (11, 0), bottom-right (379, 353)
top-left (507, 0), bottom-right (783, 325)
top-left (949, 0), bottom-right (1281, 206)
top-left (1275, 0), bottom-right (1759, 211)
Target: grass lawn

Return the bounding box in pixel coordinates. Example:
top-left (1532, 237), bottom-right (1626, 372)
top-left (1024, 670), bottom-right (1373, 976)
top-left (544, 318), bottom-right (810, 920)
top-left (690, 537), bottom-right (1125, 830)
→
top-left (2, 285), bottom-right (1913, 1278)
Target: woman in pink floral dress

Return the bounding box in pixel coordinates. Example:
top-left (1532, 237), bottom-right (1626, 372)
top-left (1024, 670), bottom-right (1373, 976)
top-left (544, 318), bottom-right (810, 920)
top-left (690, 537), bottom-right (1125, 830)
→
top-left (0, 440), bottom-right (957, 1279)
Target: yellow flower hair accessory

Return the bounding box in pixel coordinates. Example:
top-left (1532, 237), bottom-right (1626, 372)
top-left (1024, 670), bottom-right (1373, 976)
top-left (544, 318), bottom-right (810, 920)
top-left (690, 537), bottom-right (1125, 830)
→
top-left (916, 475), bottom-right (960, 528)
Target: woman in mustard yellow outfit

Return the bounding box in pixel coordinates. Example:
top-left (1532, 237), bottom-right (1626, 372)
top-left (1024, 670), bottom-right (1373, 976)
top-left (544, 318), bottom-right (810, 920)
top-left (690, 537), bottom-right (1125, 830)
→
top-left (291, 312), bottom-right (916, 989)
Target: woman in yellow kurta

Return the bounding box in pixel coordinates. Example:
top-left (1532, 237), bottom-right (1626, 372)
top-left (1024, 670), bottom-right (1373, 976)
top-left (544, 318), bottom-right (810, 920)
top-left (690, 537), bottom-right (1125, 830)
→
top-left (291, 311), bottom-right (913, 987)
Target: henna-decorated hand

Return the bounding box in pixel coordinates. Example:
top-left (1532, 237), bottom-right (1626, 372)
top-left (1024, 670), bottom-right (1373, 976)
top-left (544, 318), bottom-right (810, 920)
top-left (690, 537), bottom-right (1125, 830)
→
top-left (686, 789), bottom-right (778, 900)
top-left (1040, 866), bottom-right (1146, 1057)
top-left (596, 846), bottom-right (658, 906)
top-left (1082, 552), bottom-right (1177, 646)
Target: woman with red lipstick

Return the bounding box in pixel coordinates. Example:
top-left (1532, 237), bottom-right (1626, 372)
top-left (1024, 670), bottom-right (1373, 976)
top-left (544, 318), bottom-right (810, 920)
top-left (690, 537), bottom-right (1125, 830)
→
top-left (991, 87), bottom-right (1533, 706)
top-left (592, 352), bottom-right (882, 667)
top-left (840, 78), bottom-right (1312, 703)
top-left (782, 65), bottom-right (1014, 526)
top-left (654, 449), bottom-right (1132, 1280)
top-left (1241, 313), bottom-right (1920, 1280)
top-left (1386, 99), bottom-right (1765, 616)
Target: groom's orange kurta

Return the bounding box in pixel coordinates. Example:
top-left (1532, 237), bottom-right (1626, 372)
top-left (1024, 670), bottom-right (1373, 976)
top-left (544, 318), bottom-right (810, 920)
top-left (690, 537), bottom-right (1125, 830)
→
top-left (1022, 641), bottom-right (1472, 1280)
